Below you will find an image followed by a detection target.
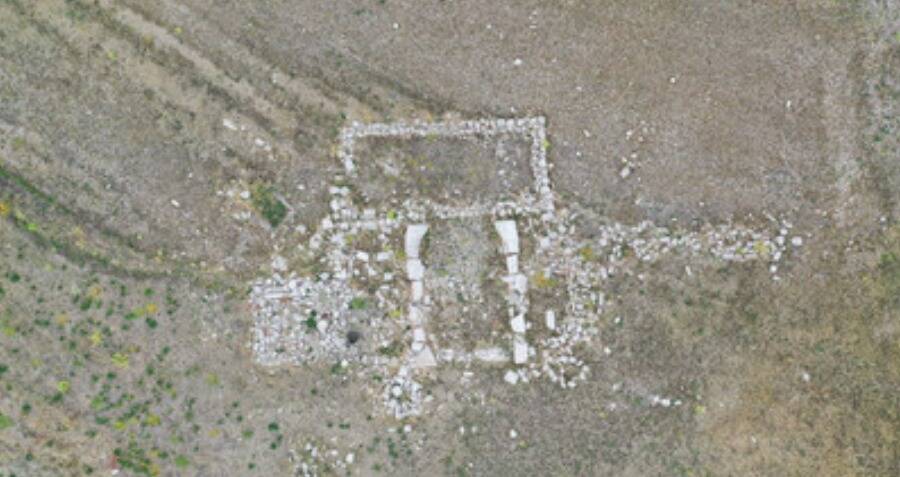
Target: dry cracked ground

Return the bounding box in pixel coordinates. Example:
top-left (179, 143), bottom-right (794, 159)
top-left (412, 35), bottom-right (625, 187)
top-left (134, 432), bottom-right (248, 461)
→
top-left (1, 0), bottom-right (899, 476)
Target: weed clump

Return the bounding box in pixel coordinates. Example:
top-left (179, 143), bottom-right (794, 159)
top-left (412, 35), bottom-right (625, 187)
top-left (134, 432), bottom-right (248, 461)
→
top-left (251, 185), bottom-right (287, 228)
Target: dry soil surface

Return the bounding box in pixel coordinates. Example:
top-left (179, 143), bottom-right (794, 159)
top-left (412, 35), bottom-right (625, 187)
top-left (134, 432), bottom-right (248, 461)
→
top-left (1, 1), bottom-right (899, 476)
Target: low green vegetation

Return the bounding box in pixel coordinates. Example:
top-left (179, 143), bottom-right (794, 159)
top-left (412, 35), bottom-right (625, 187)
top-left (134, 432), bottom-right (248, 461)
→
top-left (174, 455), bottom-right (189, 469)
top-left (349, 297), bottom-right (367, 310)
top-left (0, 413), bottom-right (14, 430)
top-left (251, 184), bottom-right (287, 228)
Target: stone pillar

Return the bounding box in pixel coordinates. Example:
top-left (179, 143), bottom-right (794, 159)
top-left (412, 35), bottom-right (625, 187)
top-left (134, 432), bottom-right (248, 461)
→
top-left (495, 220), bottom-right (529, 365)
top-left (404, 224), bottom-right (436, 368)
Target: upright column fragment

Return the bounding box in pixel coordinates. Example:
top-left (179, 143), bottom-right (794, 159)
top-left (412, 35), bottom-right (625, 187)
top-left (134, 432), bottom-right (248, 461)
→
top-left (405, 224), bottom-right (436, 368)
top-left (495, 220), bottom-right (529, 365)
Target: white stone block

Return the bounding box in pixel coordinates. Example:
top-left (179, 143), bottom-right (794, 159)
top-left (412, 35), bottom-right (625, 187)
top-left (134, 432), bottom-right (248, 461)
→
top-left (405, 224), bottom-right (429, 258)
top-left (411, 281), bottom-right (424, 302)
top-left (513, 336), bottom-right (528, 364)
top-left (406, 259), bottom-right (425, 281)
top-left (494, 220), bottom-right (519, 255)
top-left (503, 370), bottom-right (520, 385)
top-left (505, 255), bottom-right (519, 275)
top-left (504, 273), bottom-right (528, 295)
top-left (510, 315), bottom-right (527, 334)
top-left (410, 346), bottom-right (437, 368)
top-left (545, 310), bottom-right (556, 330)
top-left (474, 347), bottom-right (509, 363)
top-left (408, 306), bottom-right (424, 325)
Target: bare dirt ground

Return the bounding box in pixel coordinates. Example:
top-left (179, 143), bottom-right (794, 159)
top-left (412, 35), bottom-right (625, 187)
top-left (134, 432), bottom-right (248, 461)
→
top-left (1, 0), bottom-right (899, 475)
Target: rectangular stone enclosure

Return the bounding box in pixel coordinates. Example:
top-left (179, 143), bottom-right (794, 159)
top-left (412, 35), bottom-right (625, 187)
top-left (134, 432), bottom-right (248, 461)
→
top-left (336, 117), bottom-right (554, 368)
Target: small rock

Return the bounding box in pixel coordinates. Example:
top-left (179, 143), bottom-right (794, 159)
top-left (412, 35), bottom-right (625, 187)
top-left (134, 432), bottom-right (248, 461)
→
top-left (503, 370), bottom-right (519, 385)
top-left (271, 255), bottom-right (287, 272)
top-left (510, 315), bottom-right (527, 334)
